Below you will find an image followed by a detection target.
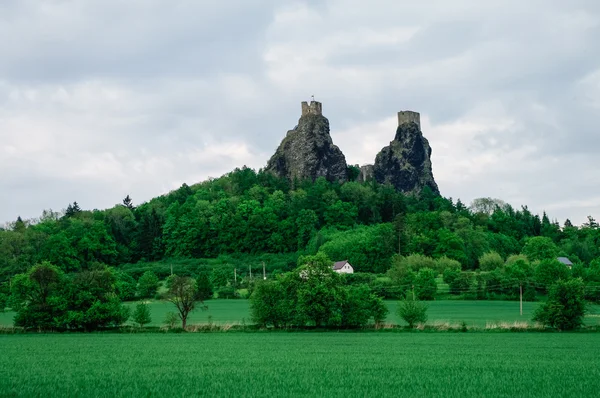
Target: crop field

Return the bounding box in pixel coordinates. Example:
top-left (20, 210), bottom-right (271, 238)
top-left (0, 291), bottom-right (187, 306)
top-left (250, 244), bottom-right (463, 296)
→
top-left (1, 333), bottom-right (599, 397)
top-left (1, 300), bottom-right (598, 327)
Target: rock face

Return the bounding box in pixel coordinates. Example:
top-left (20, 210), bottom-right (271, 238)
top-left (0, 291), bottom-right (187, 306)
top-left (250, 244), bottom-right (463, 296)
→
top-left (373, 111), bottom-right (439, 194)
top-left (265, 101), bottom-right (347, 182)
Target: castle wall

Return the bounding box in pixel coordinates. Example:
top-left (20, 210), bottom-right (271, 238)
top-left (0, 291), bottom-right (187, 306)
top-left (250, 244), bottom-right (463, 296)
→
top-left (397, 111), bottom-right (420, 129)
top-left (301, 101), bottom-right (323, 116)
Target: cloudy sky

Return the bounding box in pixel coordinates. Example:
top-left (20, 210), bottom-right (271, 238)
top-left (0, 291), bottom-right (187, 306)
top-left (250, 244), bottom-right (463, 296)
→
top-left (1, 0), bottom-right (599, 226)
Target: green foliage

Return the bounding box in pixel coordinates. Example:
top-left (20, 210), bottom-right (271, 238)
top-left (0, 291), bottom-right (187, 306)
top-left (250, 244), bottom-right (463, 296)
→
top-left (479, 251), bottom-right (504, 271)
top-left (534, 259), bottom-right (570, 292)
top-left (195, 273), bottom-right (213, 301)
top-left (163, 312), bottom-right (179, 329)
top-left (448, 272), bottom-right (473, 295)
top-left (397, 298), bottom-right (428, 327)
top-left (317, 224), bottom-right (396, 273)
top-left (166, 275), bottom-right (203, 329)
top-left (522, 237), bottom-right (560, 262)
top-left (413, 268), bottom-right (437, 300)
top-left (249, 253), bottom-right (387, 328)
top-left (533, 278), bottom-right (586, 330)
top-left (132, 302), bottom-right (152, 327)
top-left (137, 271), bottom-right (159, 298)
top-left (435, 256), bottom-right (461, 274)
top-left (12, 262), bottom-right (130, 330)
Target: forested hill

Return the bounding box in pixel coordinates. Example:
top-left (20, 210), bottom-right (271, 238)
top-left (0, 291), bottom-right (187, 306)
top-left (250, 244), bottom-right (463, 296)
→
top-left (1, 166), bottom-right (599, 284)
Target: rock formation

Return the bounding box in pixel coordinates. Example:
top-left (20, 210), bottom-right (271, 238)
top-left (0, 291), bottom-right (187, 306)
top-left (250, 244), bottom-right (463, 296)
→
top-left (265, 101), bottom-right (348, 182)
top-left (373, 111), bottom-right (439, 194)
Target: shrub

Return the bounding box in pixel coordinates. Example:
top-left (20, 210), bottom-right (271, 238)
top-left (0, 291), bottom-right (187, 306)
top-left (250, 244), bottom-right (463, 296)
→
top-left (137, 271), bottom-right (160, 299)
top-left (436, 256), bottom-right (461, 275)
top-left (398, 298), bottom-right (428, 328)
top-left (479, 251), bottom-right (504, 271)
top-left (132, 302), bottom-right (152, 328)
top-left (448, 272), bottom-right (473, 295)
top-left (414, 268), bottom-right (437, 300)
top-left (164, 312), bottom-right (178, 329)
top-left (533, 278), bottom-right (586, 330)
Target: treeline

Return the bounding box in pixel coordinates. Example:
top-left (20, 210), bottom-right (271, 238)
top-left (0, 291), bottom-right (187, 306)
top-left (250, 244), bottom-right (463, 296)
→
top-left (1, 166), bottom-right (599, 287)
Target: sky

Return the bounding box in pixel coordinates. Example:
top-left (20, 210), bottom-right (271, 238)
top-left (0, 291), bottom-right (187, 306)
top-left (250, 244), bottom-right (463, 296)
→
top-left (1, 0), bottom-right (599, 226)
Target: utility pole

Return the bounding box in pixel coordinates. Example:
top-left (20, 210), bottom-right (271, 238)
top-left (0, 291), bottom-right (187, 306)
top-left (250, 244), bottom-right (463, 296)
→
top-left (170, 264), bottom-right (173, 276)
top-left (262, 261), bottom-right (266, 280)
top-left (249, 264), bottom-right (252, 279)
top-left (234, 268), bottom-right (237, 287)
top-left (520, 283), bottom-right (523, 316)
top-left (412, 285), bottom-right (415, 301)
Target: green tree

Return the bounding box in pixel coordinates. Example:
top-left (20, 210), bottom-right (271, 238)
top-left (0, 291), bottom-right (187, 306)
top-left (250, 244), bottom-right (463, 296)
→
top-left (11, 262), bottom-right (67, 330)
top-left (138, 271), bottom-right (159, 298)
top-left (522, 237), bottom-right (560, 262)
top-left (398, 297), bottom-right (428, 327)
top-left (132, 302), bottom-right (152, 327)
top-left (534, 259), bottom-right (570, 292)
top-left (479, 251), bottom-right (504, 271)
top-left (413, 268), bottom-right (437, 300)
top-left (533, 278), bottom-right (586, 330)
top-left (166, 276), bottom-right (203, 329)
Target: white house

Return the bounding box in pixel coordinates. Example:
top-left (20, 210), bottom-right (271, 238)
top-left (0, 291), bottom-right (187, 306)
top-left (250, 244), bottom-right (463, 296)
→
top-left (333, 260), bottom-right (354, 274)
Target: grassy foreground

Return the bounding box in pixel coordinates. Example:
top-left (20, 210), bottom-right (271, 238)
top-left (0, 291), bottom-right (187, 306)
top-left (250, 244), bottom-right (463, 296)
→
top-left (1, 333), bottom-right (599, 397)
top-left (2, 300), bottom-right (599, 327)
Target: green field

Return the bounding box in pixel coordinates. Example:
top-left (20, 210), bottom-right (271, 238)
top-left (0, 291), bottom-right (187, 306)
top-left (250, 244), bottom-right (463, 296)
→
top-left (2, 300), bottom-right (599, 327)
top-left (1, 333), bottom-right (599, 397)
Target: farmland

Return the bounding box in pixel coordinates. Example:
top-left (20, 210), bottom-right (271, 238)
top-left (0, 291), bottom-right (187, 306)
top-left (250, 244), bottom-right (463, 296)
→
top-left (2, 299), bottom-right (599, 328)
top-left (1, 333), bottom-right (599, 397)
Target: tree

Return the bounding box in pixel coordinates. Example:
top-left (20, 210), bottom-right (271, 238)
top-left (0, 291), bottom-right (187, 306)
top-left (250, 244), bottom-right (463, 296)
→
top-left (398, 297), bottom-right (428, 327)
top-left (522, 237), bottom-right (559, 262)
top-left (479, 251), bottom-right (504, 271)
top-left (137, 271), bottom-right (159, 298)
top-left (196, 273), bottom-right (213, 301)
top-left (533, 278), bottom-right (586, 330)
top-left (534, 259), bottom-right (570, 292)
top-left (132, 302), bottom-right (151, 327)
top-left (122, 195), bottom-right (135, 211)
top-left (413, 268), bottom-right (437, 300)
top-left (11, 262), bottom-right (67, 330)
top-left (166, 275), bottom-right (202, 329)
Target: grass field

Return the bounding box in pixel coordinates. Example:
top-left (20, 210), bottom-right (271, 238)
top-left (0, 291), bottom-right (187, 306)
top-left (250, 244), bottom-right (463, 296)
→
top-left (1, 333), bottom-right (600, 397)
top-left (2, 300), bottom-right (599, 327)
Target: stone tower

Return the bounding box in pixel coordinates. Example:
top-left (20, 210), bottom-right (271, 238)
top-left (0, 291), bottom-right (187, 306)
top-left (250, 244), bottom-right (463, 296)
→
top-left (397, 110), bottom-right (421, 129)
top-left (301, 101), bottom-right (322, 116)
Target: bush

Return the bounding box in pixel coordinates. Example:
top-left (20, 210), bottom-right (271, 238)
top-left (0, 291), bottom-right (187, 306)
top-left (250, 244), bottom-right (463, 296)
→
top-left (533, 278), bottom-right (586, 330)
top-left (398, 298), bottom-right (428, 328)
top-left (414, 268), bottom-right (437, 300)
top-left (448, 272), bottom-right (473, 295)
top-left (534, 259), bottom-right (570, 292)
top-left (164, 312), bottom-right (179, 329)
top-left (436, 256), bottom-right (461, 275)
top-left (132, 302), bottom-right (152, 327)
top-left (479, 251), bottom-right (504, 271)
top-left (137, 271), bottom-right (159, 299)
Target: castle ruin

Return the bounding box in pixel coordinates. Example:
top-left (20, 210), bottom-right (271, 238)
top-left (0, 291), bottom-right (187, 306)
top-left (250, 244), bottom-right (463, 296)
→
top-left (397, 110), bottom-right (420, 129)
top-left (301, 101), bottom-right (322, 116)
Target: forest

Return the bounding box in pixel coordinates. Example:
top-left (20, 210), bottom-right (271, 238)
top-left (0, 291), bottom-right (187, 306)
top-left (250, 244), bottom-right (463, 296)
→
top-left (1, 166), bottom-right (600, 323)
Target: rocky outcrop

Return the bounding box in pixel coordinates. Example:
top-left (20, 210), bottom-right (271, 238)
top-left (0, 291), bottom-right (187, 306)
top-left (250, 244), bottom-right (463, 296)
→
top-left (373, 111), bottom-right (439, 194)
top-left (265, 101), bottom-right (347, 182)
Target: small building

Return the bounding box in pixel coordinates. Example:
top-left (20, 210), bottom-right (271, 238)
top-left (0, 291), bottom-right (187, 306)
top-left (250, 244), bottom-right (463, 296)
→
top-left (333, 260), bottom-right (354, 274)
top-left (557, 257), bottom-right (573, 269)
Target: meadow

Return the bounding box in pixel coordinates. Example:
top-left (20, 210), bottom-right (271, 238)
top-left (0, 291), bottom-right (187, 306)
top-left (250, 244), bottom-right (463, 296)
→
top-left (2, 300), bottom-right (599, 327)
top-left (1, 333), bottom-right (599, 397)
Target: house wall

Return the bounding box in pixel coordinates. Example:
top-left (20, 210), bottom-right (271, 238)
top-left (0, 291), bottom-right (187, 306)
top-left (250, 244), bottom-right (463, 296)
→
top-left (335, 264), bottom-right (354, 274)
